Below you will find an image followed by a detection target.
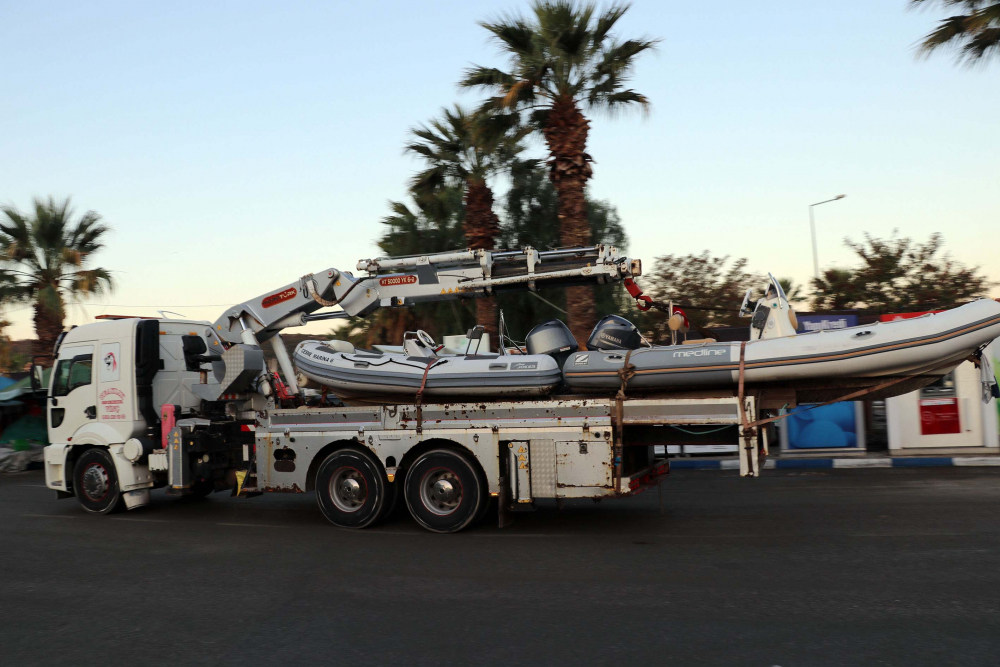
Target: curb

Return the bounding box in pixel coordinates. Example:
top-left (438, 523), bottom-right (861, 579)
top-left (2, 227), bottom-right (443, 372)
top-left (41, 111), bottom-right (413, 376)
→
top-left (671, 456), bottom-right (1000, 471)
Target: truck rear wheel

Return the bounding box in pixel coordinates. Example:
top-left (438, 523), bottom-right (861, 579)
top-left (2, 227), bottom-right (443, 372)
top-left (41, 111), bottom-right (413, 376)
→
top-left (404, 449), bottom-right (483, 533)
top-left (73, 448), bottom-right (123, 514)
top-left (315, 447), bottom-right (387, 529)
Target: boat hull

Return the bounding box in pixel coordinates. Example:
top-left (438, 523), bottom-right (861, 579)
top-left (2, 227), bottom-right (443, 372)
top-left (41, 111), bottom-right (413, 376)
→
top-left (564, 300), bottom-right (1000, 398)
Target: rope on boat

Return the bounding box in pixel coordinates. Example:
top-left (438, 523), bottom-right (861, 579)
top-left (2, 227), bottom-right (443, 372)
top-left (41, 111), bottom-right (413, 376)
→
top-left (612, 349), bottom-right (638, 492)
top-left (414, 358), bottom-right (447, 435)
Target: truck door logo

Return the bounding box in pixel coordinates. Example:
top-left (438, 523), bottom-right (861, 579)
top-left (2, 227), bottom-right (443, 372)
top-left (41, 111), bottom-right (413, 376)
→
top-left (104, 352), bottom-right (117, 372)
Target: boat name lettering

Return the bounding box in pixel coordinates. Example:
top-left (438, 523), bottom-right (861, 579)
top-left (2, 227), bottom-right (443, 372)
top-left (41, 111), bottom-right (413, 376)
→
top-left (262, 287), bottom-right (297, 308)
top-left (672, 348), bottom-right (726, 358)
top-left (510, 362), bottom-right (538, 371)
top-left (379, 275), bottom-right (418, 287)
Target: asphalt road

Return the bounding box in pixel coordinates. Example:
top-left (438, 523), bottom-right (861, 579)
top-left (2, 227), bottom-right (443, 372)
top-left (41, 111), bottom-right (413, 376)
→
top-left (4, 466), bottom-right (1000, 667)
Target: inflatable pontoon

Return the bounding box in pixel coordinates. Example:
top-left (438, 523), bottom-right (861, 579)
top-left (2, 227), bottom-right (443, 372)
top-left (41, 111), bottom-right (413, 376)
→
top-left (294, 330), bottom-right (562, 399)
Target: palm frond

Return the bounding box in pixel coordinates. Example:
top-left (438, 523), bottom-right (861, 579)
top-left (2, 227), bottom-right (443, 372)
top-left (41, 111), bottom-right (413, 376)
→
top-left (912, 0), bottom-right (1000, 64)
top-left (460, 66), bottom-right (518, 91)
top-left (593, 3), bottom-right (629, 45)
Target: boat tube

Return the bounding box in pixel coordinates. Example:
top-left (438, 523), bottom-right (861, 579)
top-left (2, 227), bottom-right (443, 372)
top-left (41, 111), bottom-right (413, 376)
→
top-left (294, 330), bottom-right (562, 399)
top-left (563, 298), bottom-right (1000, 401)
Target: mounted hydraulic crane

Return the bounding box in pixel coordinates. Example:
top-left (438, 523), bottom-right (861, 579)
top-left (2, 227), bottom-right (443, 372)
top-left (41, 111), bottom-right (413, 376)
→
top-left (211, 245), bottom-right (640, 396)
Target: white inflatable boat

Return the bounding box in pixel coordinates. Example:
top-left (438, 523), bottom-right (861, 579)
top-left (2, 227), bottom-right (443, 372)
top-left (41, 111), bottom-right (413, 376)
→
top-left (564, 284), bottom-right (1000, 401)
top-left (294, 330), bottom-right (562, 399)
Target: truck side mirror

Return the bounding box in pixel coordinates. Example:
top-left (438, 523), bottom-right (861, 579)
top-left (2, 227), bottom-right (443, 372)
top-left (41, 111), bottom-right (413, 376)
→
top-left (29, 357), bottom-right (45, 394)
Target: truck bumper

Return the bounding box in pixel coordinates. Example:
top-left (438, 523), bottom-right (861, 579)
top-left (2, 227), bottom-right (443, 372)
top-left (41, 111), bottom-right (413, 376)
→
top-left (43, 444), bottom-right (70, 492)
top-left (622, 461), bottom-right (670, 495)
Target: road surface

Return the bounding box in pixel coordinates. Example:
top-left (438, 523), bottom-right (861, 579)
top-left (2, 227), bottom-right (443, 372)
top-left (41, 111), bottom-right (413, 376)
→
top-left (3, 466), bottom-right (999, 666)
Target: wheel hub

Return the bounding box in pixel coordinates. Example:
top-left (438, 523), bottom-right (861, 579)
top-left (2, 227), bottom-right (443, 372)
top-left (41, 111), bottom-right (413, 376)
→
top-left (81, 463), bottom-right (109, 502)
top-left (431, 479), bottom-right (457, 503)
top-left (329, 467), bottom-right (366, 513)
top-left (420, 469), bottom-right (462, 516)
top-left (340, 478), bottom-right (362, 500)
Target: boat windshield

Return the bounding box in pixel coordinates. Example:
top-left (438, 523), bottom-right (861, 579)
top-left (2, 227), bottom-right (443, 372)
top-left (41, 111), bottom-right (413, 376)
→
top-left (767, 273), bottom-right (787, 302)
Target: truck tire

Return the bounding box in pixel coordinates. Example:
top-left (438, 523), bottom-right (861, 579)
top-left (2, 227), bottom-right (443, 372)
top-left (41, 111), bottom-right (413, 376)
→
top-left (315, 447), bottom-right (388, 529)
top-left (404, 449), bottom-right (483, 533)
top-left (73, 448), bottom-right (124, 514)
top-left (188, 479), bottom-right (215, 499)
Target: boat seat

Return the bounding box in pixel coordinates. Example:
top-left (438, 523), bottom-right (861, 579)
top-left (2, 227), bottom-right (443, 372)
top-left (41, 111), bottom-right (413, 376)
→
top-left (325, 339), bottom-right (356, 354)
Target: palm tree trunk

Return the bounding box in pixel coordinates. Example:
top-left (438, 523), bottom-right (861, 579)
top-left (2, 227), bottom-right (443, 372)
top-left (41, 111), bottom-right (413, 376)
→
top-left (33, 301), bottom-right (65, 365)
top-left (464, 179), bottom-right (501, 342)
top-left (543, 96), bottom-right (596, 347)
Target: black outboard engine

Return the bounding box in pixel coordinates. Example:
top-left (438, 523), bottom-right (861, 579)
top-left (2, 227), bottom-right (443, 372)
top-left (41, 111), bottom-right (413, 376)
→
top-left (525, 319), bottom-right (579, 366)
top-left (587, 315), bottom-right (641, 351)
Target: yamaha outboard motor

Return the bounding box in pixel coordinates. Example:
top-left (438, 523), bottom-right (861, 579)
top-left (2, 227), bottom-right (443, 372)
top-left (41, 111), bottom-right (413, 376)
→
top-left (525, 319), bottom-right (579, 366)
top-left (587, 315), bottom-right (641, 351)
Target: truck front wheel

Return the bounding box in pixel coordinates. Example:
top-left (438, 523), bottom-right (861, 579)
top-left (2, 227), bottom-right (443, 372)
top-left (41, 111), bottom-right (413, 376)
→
top-left (404, 449), bottom-right (483, 533)
top-left (73, 448), bottom-right (123, 514)
top-left (315, 447), bottom-right (388, 529)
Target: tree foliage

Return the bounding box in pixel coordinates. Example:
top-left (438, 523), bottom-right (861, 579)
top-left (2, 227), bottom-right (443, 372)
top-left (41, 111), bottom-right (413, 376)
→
top-left (645, 253), bottom-right (763, 329)
top-left (494, 165), bottom-right (630, 342)
top-left (337, 166), bottom-right (631, 348)
top-left (810, 232), bottom-right (993, 313)
top-left (0, 197), bottom-right (114, 361)
top-left (911, 1), bottom-right (1000, 65)
top-left (460, 0), bottom-right (657, 343)
top-left (461, 1), bottom-right (657, 121)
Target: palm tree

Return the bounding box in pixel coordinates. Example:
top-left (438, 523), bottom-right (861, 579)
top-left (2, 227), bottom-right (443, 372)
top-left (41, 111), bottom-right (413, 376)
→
top-left (405, 105), bottom-right (531, 340)
top-left (461, 0), bottom-right (657, 345)
top-left (0, 197), bottom-right (113, 363)
top-left (911, 1), bottom-right (1000, 65)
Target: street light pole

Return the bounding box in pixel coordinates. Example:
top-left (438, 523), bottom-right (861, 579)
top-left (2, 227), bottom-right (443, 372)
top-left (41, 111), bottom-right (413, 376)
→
top-left (809, 194), bottom-right (846, 280)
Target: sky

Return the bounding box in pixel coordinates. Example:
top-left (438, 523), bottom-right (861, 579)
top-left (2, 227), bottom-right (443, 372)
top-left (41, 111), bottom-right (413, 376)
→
top-left (1, 0), bottom-right (997, 339)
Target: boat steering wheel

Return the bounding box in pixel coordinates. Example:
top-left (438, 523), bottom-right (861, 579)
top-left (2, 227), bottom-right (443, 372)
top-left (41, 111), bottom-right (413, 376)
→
top-left (416, 330), bottom-right (437, 349)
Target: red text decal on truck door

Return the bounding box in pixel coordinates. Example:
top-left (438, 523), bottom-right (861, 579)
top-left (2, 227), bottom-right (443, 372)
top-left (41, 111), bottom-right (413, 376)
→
top-left (100, 388), bottom-right (127, 421)
top-left (262, 287), bottom-right (297, 308)
top-left (378, 275), bottom-right (418, 287)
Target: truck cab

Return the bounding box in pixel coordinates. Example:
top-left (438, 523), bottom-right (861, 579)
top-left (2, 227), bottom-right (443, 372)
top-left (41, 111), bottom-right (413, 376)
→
top-left (43, 317), bottom-right (229, 512)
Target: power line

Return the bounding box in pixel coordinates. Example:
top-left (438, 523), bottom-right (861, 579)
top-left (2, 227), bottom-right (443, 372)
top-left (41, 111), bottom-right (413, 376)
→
top-left (81, 303), bottom-right (233, 308)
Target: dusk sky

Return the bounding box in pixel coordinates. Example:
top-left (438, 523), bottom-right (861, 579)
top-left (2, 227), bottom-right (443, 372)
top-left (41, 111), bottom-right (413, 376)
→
top-left (1, 1), bottom-right (997, 338)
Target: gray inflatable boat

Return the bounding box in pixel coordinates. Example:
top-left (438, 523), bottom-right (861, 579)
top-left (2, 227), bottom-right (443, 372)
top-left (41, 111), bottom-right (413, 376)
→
top-left (294, 333), bottom-right (562, 399)
top-left (563, 300), bottom-right (1000, 400)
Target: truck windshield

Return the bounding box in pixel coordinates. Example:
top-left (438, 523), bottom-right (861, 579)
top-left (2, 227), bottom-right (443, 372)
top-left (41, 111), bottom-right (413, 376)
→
top-left (53, 354), bottom-right (93, 397)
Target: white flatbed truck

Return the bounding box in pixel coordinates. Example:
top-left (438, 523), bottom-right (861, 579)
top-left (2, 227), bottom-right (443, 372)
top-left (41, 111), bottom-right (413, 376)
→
top-left (38, 246), bottom-right (768, 532)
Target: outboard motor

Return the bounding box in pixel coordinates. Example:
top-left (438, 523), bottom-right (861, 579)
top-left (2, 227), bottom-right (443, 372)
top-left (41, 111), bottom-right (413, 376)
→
top-left (587, 315), bottom-right (641, 351)
top-left (525, 319), bottom-right (579, 366)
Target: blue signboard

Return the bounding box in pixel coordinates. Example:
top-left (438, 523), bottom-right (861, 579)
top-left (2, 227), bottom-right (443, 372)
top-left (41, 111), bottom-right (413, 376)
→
top-left (796, 313), bottom-right (858, 334)
top-left (783, 402), bottom-right (862, 449)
